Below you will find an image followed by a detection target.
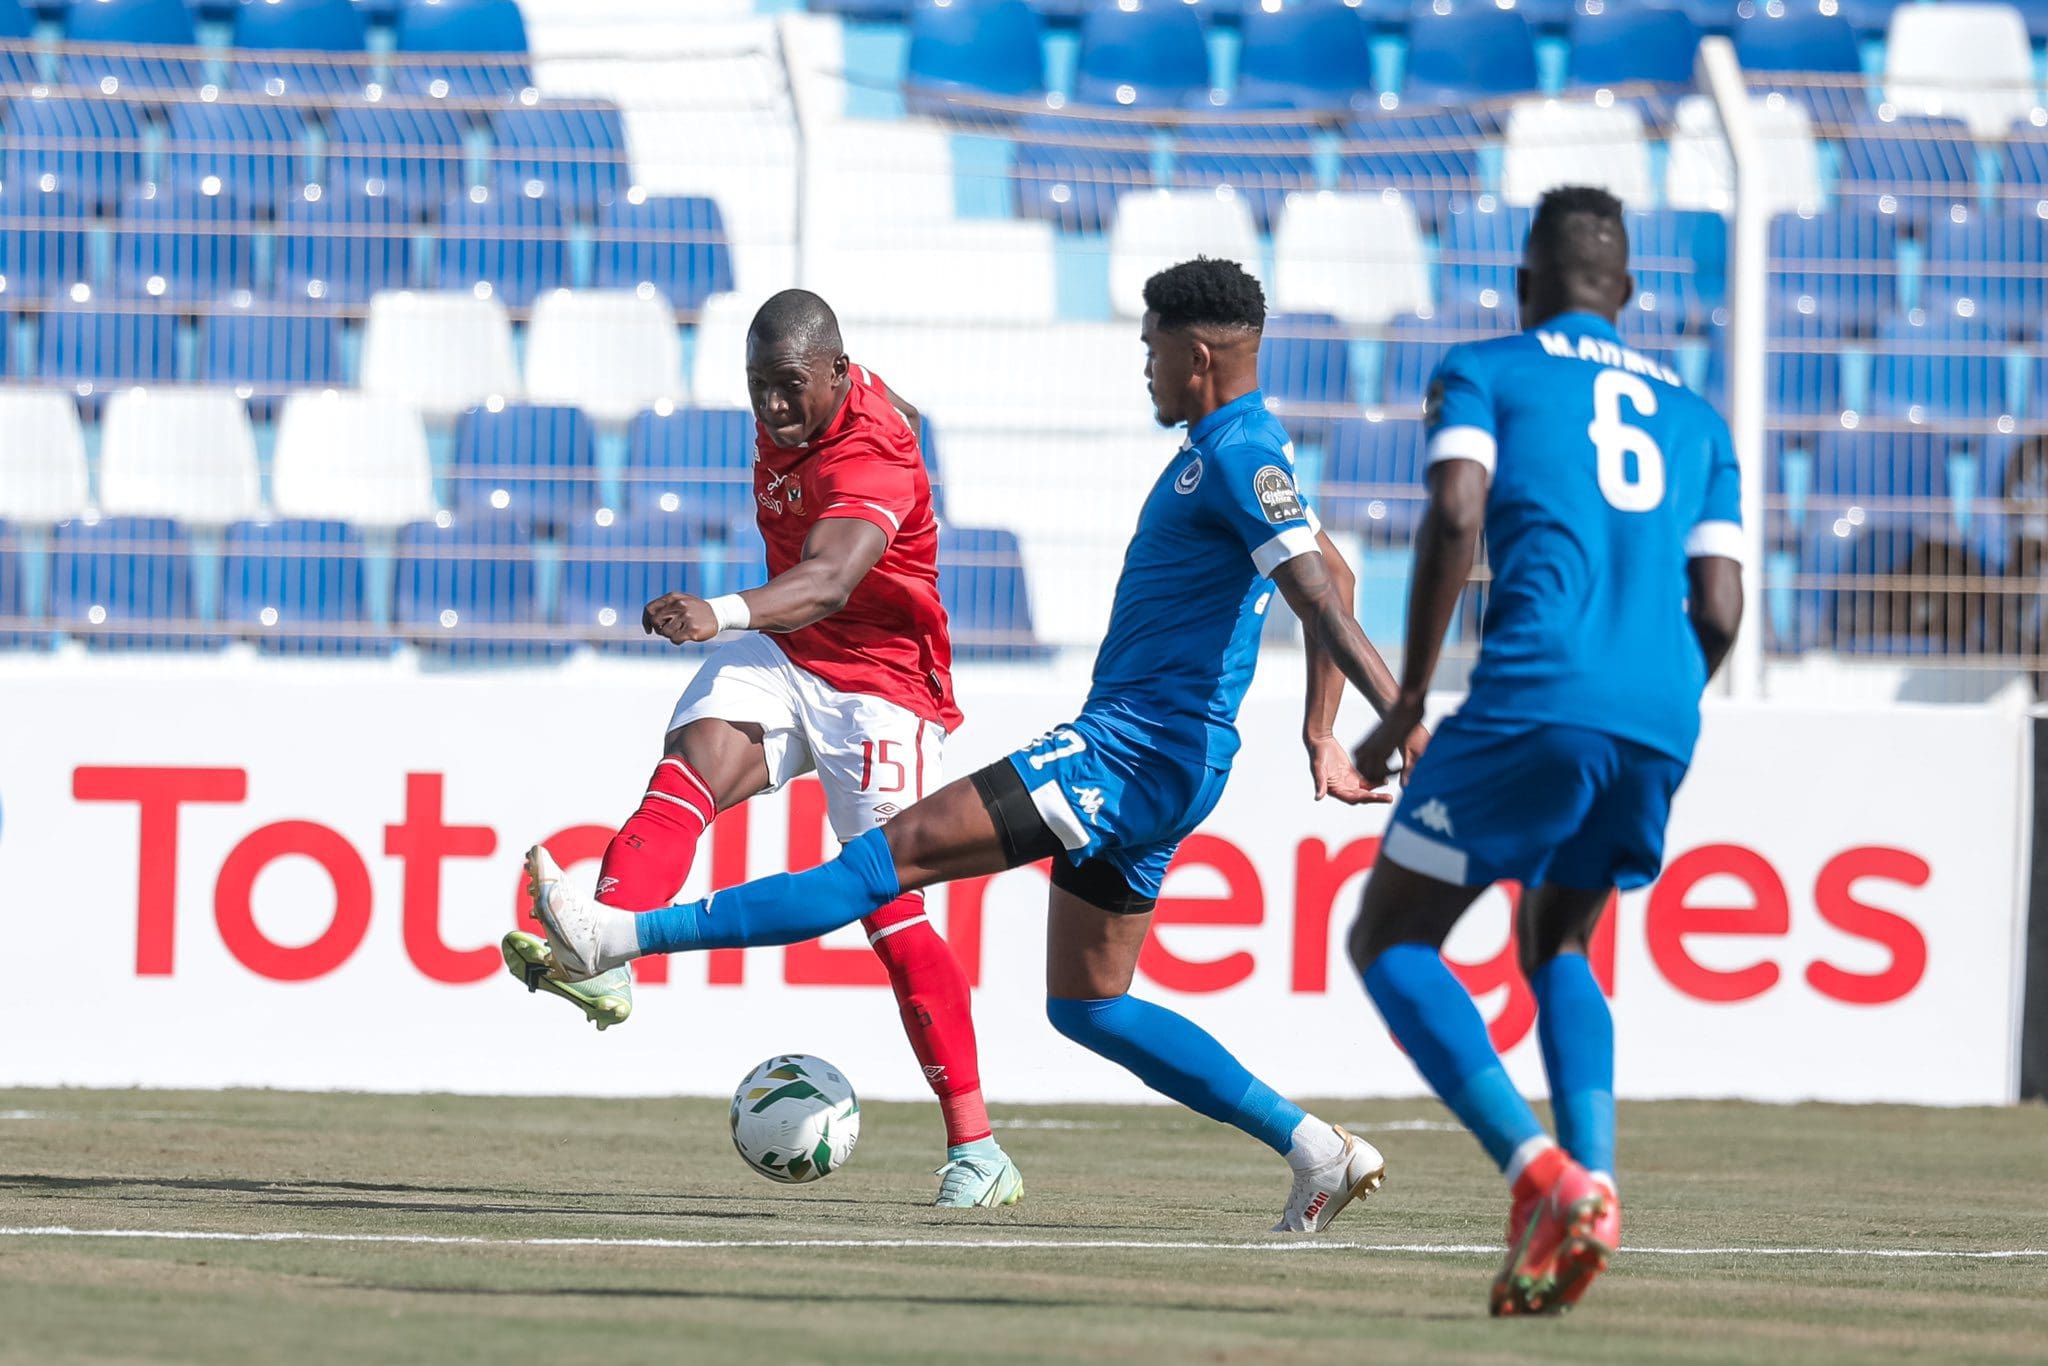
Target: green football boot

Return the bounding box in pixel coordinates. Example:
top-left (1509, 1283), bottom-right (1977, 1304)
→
top-left (501, 930), bottom-right (632, 1031)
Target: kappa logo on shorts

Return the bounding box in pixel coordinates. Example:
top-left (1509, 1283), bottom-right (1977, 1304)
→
top-left (1414, 798), bottom-right (1454, 836)
top-left (1175, 457), bottom-right (1203, 495)
top-left (1253, 465), bottom-right (1305, 525)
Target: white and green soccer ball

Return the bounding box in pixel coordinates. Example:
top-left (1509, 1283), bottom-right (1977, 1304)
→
top-left (729, 1054), bottom-right (861, 1184)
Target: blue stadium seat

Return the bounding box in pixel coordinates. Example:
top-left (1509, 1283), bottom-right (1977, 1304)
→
top-left (1921, 204), bottom-right (2048, 336)
top-left (1073, 0), bottom-right (1211, 108)
top-left (488, 101), bottom-right (628, 219)
top-left (35, 304), bottom-right (180, 399)
top-left (804, 0), bottom-right (915, 18)
top-left (1380, 296), bottom-right (1519, 408)
top-left (322, 98), bottom-right (472, 215)
top-left (1232, 0), bottom-right (1376, 114)
top-left (1807, 431), bottom-right (1956, 553)
top-left (61, 0), bottom-right (203, 94)
top-left (0, 0), bottom-right (33, 94)
top-left (231, 0), bottom-right (370, 97)
top-left (1766, 344), bottom-right (1843, 418)
top-left (1317, 414), bottom-right (1426, 538)
top-left (937, 525), bottom-right (1048, 660)
top-left (1769, 208), bottom-right (1899, 337)
top-left (110, 185), bottom-right (259, 301)
top-left (1834, 0), bottom-right (1903, 38)
top-left (0, 179), bottom-right (91, 301)
top-left (1336, 108), bottom-right (1485, 230)
top-left (162, 99), bottom-right (306, 215)
top-left (450, 402), bottom-right (601, 534)
top-left (1171, 122), bottom-right (1318, 232)
top-left (392, 0), bottom-right (533, 101)
top-left (1010, 111), bottom-right (1154, 232)
top-left (593, 194), bottom-right (734, 314)
top-left (1669, 0), bottom-right (1738, 34)
top-left (1835, 114), bottom-right (1976, 228)
top-left (905, 0), bottom-right (1046, 103)
top-left (1259, 311), bottom-right (1354, 427)
top-left (623, 406), bottom-right (756, 521)
top-left (557, 506), bottom-right (711, 652)
top-left (1869, 312), bottom-right (2011, 422)
top-left (1402, 5), bottom-right (1538, 106)
top-left (276, 185), bottom-right (415, 303)
top-left (49, 514), bottom-right (211, 649)
top-left (1436, 198), bottom-right (1533, 305)
top-left (1627, 207), bottom-right (1727, 332)
top-left (1732, 6), bottom-right (1861, 75)
top-left (223, 517), bottom-right (388, 655)
top-left (0, 518), bottom-right (27, 649)
top-left (198, 306), bottom-right (346, 416)
top-left (1567, 5), bottom-right (1701, 90)
top-left (394, 512), bottom-right (555, 659)
top-left (2, 93), bottom-right (146, 211)
top-left (428, 185), bottom-right (570, 306)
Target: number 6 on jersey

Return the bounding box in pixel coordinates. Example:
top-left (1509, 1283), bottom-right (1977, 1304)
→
top-left (1589, 368), bottom-right (1664, 513)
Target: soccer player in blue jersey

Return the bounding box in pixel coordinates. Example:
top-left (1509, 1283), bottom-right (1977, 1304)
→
top-left (1346, 187), bottom-right (1746, 1315)
top-left (523, 257), bottom-right (1429, 1231)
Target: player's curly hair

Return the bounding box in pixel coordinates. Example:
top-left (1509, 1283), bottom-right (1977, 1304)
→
top-left (1531, 185), bottom-right (1627, 256)
top-left (1142, 257), bottom-right (1266, 334)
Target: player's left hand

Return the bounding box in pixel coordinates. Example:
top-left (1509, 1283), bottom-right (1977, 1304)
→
top-left (1308, 734), bottom-right (1391, 806)
top-left (1353, 699), bottom-right (1427, 789)
top-left (1399, 723), bottom-right (1431, 783)
top-left (642, 591), bottom-right (721, 644)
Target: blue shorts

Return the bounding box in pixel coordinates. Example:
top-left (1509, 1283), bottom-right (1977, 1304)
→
top-left (1002, 712), bottom-right (1230, 900)
top-left (1382, 715), bottom-right (1687, 891)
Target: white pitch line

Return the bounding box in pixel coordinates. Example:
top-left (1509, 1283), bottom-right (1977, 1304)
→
top-left (0, 1227), bottom-right (2042, 1260)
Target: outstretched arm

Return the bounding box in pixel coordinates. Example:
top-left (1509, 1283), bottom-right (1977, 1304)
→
top-left (643, 517), bottom-right (888, 644)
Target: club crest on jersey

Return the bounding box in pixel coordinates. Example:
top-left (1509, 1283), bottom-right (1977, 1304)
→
top-left (1254, 465), bottom-right (1304, 524)
top-left (1175, 457), bottom-right (1203, 495)
top-left (759, 471), bottom-right (803, 515)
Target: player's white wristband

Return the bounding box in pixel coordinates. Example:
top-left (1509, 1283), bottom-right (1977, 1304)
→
top-left (708, 594), bottom-right (751, 633)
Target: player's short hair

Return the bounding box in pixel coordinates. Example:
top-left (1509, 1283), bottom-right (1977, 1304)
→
top-left (1528, 185), bottom-right (1629, 270)
top-left (1142, 257), bottom-right (1266, 334)
top-left (748, 288), bottom-right (844, 360)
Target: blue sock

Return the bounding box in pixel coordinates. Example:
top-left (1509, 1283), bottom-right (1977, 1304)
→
top-left (1045, 995), bottom-right (1305, 1155)
top-left (636, 828), bottom-right (901, 954)
top-left (1531, 953), bottom-right (1615, 1179)
top-left (1363, 943), bottom-right (1547, 1172)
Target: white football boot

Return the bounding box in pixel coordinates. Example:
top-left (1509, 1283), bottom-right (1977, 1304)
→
top-left (1271, 1126), bottom-right (1386, 1233)
top-left (523, 844), bottom-right (622, 978)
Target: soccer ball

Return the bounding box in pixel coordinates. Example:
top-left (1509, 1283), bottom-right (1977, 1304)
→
top-left (729, 1054), bottom-right (861, 1184)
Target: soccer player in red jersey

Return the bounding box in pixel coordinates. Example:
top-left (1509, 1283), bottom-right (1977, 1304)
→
top-left (503, 289), bottom-right (1020, 1207)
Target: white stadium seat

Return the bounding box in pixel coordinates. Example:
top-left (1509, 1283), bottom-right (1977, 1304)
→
top-left (807, 221), bottom-right (1059, 323)
top-left (272, 391), bottom-right (437, 529)
top-left (841, 319), bottom-right (1144, 430)
top-left (524, 289), bottom-right (687, 421)
top-left (1886, 3), bottom-right (2037, 140)
top-left (97, 389), bottom-right (262, 526)
top-left (1501, 99), bottom-right (1654, 210)
top-left (1108, 189), bottom-right (1265, 320)
top-left (360, 292), bottom-right (521, 420)
top-left (687, 291), bottom-right (770, 410)
top-left (0, 390), bottom-right (89, 524)
top-left (1273, 192), bottom-right (1431, 327)
top-left (1665, 94), bottom-right (1823, 217)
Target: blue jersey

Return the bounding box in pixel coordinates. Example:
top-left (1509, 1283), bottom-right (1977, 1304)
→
top-left (1085, 390), bottom-right (1320, 767)
top-left (1425, 311), bottom-right (1743, 764)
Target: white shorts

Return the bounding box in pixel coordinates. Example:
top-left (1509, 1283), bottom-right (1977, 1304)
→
top-left (666, 632), bottom-right (946, 842)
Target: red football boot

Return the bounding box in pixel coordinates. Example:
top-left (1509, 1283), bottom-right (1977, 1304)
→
top-left (1552, 1177), bottom-right (1621, 1309)
top-left (1490, 1158), bottom-right (1611, 1317)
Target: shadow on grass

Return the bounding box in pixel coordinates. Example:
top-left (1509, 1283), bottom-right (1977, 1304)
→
top-left (350, 1282), bottom-right (1292, 1316)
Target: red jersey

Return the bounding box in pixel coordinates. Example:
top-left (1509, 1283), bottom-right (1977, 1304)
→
top-left (752, 363), bottom-right (961, 731)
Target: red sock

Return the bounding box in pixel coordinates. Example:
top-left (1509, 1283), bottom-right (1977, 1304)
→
top-left (596, 757), bottom-right (717, 910)
top-left (1509, 1141), bottom-right (1567, 1205)
top-left (865, 894), bottom-right (990, 1146)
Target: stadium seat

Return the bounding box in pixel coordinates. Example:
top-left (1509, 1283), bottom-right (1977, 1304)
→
top-left (1566, 5), bottom-right (1700, 91)
top-left (450, 401), bottom-right (600, 533)
top-left (1732, 6), bottom-right (1861, 78)
top-left (1335, 108), bottom-right (1486, 230)
top-left (1317, 414), bottom-right (1426, 538)
top-left (524, 288), bottom-right (686, 422)
top-left (273, 389), bottom-right (437, 527)
top-left (1273, 191), bottom-right (1429, 328)
top-left (488, 100), bottom-right (628, 218)
top-left (1231, 0), bottom-right (1375, 114)
top-left (1107, 189), bottom-right (1262, 319)
top-left (1401, 5), bottom-right (1538, 106)
top-left (1259, 312), bottom-right (1354, 430)
top-left (1769, 207), bottom-right (1899, 336)
top-left (0, 390), bottom-right (89, 524)
top-left (1834, 113), bottom-right (1976, 228)
top-left (0, 180), bottom-right (92, 302)
top-left (1627, 208), bottom-right (1727, 333)
top-left (230, 0), bottom-right (371, 97)
top-left (1380, 306), bottom-right (1473, 408)
top-left (1664, 92), bottom-right (1823, 217)
top-left (1073, 0), bottom-right (1212, 108)
top-left (1009, 111), bottom-right (1155, 233)
top-left (592, 192), bottom-right (734, 315)
top-left (223, 517), bottom-right (386, 655)
top-left (0, 519), bottom-right (24, 647)
top-left (1869, 311), bottom-right (2011, 422)
top-left (361, 290), bottom-right (521, 418)
top-left (162, 98), bottom-right (306, 216)
top-left (197, 305), bottom-right (346, 415)
top-left (904, 0), bottom-right (1046, 103)
top-left (622, 405), bottom-right (755, 521)
top-left (1921, 203), bottom-right (2048, 337)
top-left (392, 0), bottom-right (534, 100)
top-left (109, 185), bottom-right (259, 302)
top-left (1501, 99), bottom-right (1653, 209)
top-left (97, 389), bottom-right (263, 526)
top-left (1171, 122), bottom-right (1320, 234)
top-left (34, 303), bottom-right (180, 400)
top-left (0, 0), bottom-right (33, 94)
top-left (557, 505), bottom-right (711, 650)
top-left (1834, 0), bottom-right (1904, 38)
top-left (321, 98), bottom-right (472, 215)
top-left (1885, 3), bottom-right (2036, 142)
top-left (61, 0), bottom-right (204, 95)
top-left (2, 93), bottom-right (146, 211)
top-left (275, 185), bottom-right (417, 304)
top-left (428, 185), bottom-right (571, 306)
top-left (49, 514), bottom-right (209, 650)
top-left (1766, 342), bottom-right (1844, 418)
top-left (394, 512), bottom-right (554, 658)
top-left (1437, 198), bottom-right (1533, 306)
top-left (937, 524), bottom-right (1047, 660)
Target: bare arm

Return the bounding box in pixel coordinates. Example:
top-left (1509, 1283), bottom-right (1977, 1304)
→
top-left (643, 518), bottom-right (889, 644)
top-left (1687, 555), bottom-right (1744, 679)
top-left (880, 382), bottom-right (920, 434)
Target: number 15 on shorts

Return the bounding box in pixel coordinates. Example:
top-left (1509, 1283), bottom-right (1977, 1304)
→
top-left (860, 740), bottom-right (907, 793)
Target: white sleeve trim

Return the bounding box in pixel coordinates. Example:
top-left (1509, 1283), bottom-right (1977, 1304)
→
top-left (824, 500), bottom-right (903, 531)
top-left (1426, 425), bottom-right (1497, 473)
top-left (1251, 524), bottom-right (1320, 577)
top-left (1685, 519), bottom-right (1747, 563)
top-left (1305, 505), bottom-right (1322, 535)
